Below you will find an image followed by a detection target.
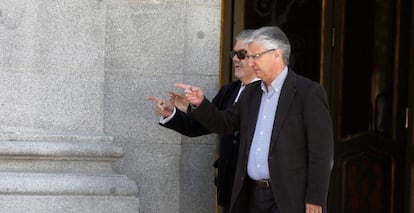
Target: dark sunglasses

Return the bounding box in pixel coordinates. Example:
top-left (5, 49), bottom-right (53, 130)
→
top-left (230, 49), bottom-right (247, 60)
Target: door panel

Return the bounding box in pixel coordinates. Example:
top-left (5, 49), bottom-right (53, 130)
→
top-left (406, 0), bottom-right (414, 211)
top-left (335, 134), bottom-right (398, 212)
top-left (330, 0), bottom-right (406, 212)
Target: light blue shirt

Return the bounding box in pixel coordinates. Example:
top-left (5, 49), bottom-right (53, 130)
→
top-left (247, 67), bottom-right (288, 180)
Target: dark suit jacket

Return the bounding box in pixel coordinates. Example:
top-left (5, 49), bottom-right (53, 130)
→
top-left (190, 70), bottom-right (334, 213)
top-left (161, 80), bottom-right (242, 209)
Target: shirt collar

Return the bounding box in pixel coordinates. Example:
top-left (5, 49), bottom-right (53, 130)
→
top-left (241, 77), bottom-right (260, 86)
top-left (261, 66), bottom-right (288, 93)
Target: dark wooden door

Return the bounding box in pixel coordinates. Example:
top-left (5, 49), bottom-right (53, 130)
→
top-left (221, 0), bottom-right (413, 212)
top-left (404, 1), bottom-right (414, 211)
top-left (327, 0), bottom-right (412, 212)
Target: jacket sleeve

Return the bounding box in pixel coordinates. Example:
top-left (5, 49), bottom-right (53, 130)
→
top-left (160, 108), bottom-right (211, 137)
top-left (189, 97), bottom-right (240, 135)
top-left (303, 84), bottom-right (334, 205)
top-left (162, 82), bottom-right (240, 137)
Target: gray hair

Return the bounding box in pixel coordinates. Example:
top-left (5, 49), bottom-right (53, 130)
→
top-left (245, 26), bottom-right (291, 65)
top-left (235, 29), bottom-right (255, 41)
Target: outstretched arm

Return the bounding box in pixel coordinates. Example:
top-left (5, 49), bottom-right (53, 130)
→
top-left (147, 92), bottom-right (211, 137)
top-left (173, 82), bottom-right (240, 135)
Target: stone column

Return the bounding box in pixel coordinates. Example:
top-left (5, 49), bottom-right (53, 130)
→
top-left (0, 0), bottom-right (139, 212)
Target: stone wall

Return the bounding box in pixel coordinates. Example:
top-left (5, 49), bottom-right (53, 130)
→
top-left (104, 0), bottom-right (221, 212)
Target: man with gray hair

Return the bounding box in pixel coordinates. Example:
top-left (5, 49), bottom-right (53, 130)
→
top-left (175, 26), bottom-right (334, 213)
top-left (148, 29), bottom-right (258, 213)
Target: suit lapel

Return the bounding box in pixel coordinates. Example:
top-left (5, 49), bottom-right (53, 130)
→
top-left (269, 70), bottom-right (297, 150)
top-left (245, 83), bottom-right (263, 152)
top-left (228, 83), bottom-right (241, 105)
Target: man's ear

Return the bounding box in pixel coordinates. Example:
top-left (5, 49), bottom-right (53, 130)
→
top-left (272, 49), bottom-right (280, 61)
top-left (274, 49), bottom-right (282, 58)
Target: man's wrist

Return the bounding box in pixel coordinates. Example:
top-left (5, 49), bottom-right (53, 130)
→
top-left (159, 107), bottom-right (176, 124)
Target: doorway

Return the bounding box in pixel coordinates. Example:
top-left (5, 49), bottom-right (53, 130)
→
top-left (220, 0), bottom-right (414, 212)
top-left (221, 0), bottom-right (322, 85)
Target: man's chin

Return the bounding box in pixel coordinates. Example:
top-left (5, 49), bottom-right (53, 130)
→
top-left (234, 72), bottom-right (244, 79)
top-left (254, 72), bottom-right (263, 78)
top-left (234, 69), bottom-right (242, 76)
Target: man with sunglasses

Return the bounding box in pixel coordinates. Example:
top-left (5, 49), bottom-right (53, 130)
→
top-left (174, 26), bottom-right (334, 213)
top-left (147, 29), bottom-right (259, 213)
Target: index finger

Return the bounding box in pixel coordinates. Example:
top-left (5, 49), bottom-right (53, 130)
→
top-left (174, 83), bottom-right (191, 90)
top-left (146, 96), bottom-right (162, 103)
top-left (168, 91), bottom-right (183, 96)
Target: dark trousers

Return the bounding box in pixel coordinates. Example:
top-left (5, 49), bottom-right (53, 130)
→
top-left (249, 183), bottom-right (280, 213)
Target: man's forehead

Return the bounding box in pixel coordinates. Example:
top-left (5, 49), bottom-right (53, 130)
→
top-left (247, 42), bottom-right (264, 52)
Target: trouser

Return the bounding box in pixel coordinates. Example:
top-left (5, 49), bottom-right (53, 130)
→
top-left (249, 179), bottom-right (280, 213)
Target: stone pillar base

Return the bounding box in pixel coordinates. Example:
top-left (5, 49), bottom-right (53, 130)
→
top-left (0, 132), bottom-right (139, 213)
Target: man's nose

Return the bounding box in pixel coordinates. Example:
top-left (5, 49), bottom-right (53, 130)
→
top-left (248, 59), bottom-right (255, 67)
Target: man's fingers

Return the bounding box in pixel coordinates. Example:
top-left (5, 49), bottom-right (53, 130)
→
top-left (174, 83), bottom-right (190, 90)
top-left (190, 87), bottom-right (199, 92)
top-left (147, 96), bottom-right (165, 104)
top-left (168, 91), bottom-right (182, 97)
top-left (146, 96), bottom-right (159, 102)
top-left (175, 83), bottom-right (195, 92)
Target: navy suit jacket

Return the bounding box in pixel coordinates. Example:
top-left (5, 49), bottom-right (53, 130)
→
top-left (190, 70), bottom-right (334, 213)
top-left (161, 80), bottom-right (242, 208)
